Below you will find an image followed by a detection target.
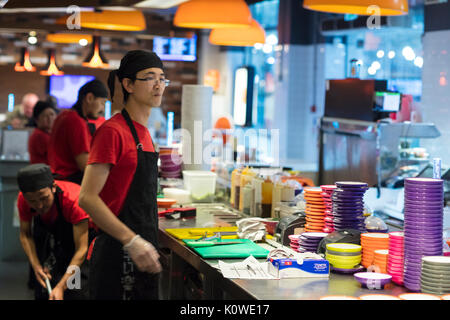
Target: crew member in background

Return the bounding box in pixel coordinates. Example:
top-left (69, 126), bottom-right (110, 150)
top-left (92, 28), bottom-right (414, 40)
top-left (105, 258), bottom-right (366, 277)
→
top-left (79, 50), bottom-right (166, 300)
top-left (17, 164), bottom-right (89, 300)
top-left (48, 79), bottom-right (108, 185)
top-left (1, 93), bottom-right (39, 129)
top-left (28, 101), bottom-right (58, 165)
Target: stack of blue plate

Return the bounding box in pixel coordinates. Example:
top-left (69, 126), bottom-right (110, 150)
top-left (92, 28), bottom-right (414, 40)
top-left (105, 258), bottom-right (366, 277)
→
top-left (331, 182), bottom-right (368, 232)
top-left (403, 177), bottom-right (444, 292)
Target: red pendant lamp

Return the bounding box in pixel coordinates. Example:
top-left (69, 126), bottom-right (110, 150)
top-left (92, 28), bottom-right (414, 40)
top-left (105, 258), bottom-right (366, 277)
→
top-left (14, 48), bottom-right (36, 72)
top-left (82, 36), bottom-right (109, 69)
top-left (40, 49), bottom-right (64, 76)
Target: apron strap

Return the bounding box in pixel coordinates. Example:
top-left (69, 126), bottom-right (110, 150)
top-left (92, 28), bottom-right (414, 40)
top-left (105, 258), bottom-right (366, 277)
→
top-left (121, 109), bottom-right (142, 150)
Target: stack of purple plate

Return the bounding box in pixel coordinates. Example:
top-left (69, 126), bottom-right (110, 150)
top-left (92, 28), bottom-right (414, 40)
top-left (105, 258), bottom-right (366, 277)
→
top-left (159, 147), bottom-right (183, 179)
top-left (403, 177), bottom-right (444, 292)
top-left (332, 182), bottom-right (368, 232)
top-left (298, 232), bottom-right (328, 253)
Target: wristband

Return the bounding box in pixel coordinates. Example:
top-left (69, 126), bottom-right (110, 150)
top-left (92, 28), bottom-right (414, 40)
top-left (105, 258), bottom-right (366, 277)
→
top-left (123, 234), bottom-right (141, 250)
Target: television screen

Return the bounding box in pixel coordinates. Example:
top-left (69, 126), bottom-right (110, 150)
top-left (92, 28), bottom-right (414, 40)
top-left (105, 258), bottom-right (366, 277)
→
top-left (49, 75), bottom-right (96, 108)
top-left (153, 35), bottom-right (197, 62)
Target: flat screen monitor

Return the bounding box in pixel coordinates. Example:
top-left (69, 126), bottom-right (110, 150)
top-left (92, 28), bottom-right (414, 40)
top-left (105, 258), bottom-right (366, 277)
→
top-left (153, 35), bottom-right (197, 62)
top-left (49, 74), bottom-right (95, 108)
top-left (0, 129), bottom-right (32, 161)
top-left (374, 91), bottom-right (401, 112)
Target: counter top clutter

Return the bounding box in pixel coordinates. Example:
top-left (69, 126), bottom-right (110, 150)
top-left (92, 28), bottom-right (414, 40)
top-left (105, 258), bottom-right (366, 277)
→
top-left (158, 176), bottom-right (450, 300)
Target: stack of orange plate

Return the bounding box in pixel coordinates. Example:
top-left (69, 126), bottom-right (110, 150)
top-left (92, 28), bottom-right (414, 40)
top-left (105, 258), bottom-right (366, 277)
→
top-left (373, 249), bottom-right (389, 273)
top-left (360, 233), bottom-right (390, 268)
top-left (303, 187), bottom-right (326, 232)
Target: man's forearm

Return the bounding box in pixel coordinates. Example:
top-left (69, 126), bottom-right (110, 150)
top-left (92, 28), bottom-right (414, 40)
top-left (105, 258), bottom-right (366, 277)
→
top-left (55, 248), bottom-right (86, 290)
top-left (19, 233), bottom-right (41, 269)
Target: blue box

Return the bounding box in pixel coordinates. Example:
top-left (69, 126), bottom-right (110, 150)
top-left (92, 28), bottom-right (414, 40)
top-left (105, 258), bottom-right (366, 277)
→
top-left (268, 257), bottom-right (330, 279)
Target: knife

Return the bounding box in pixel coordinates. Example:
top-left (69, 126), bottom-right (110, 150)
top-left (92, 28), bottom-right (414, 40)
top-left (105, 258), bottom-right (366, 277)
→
top-left (189, 241), bottom-right (244, 248)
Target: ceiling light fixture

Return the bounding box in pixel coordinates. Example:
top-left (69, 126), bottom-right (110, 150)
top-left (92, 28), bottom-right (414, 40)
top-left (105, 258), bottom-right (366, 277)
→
top-left (14, 48), bottom-right (36, 72)
top-left (303, 0), bottom-right (408, 16)
top-left (209, 19), bottom-right (266, 47)
top-left (40, 49), bottom-right (64, 76)
top-left (46, 33), bottom-right (93, 44)
top-left (82, 36), bottom-right (109, 69)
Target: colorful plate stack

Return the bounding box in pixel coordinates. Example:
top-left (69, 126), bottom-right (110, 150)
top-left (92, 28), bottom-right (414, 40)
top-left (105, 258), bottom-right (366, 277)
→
top-left (159, 147), bottom-right (183, 179)
top-left (297, 232), bottom-right (328, 253)
top-left (373, 249), bottom-right (388, 274)
top-left (325, 243), bottom-right (362, 273)
top-left (387, 231), bottom-right (404, 285)
top-left (403, 177), bottom-right (444, 292)
top-left (420, 256), bottom-right (450, 295)
top-left (303, 187), bottom-right (326, 232)
top-left (320, 185), bottom-right (337, 233)
top-left (332, 182), bottom-right (368, 232)
top-left (288, 234), bottom-right (302, 252)
top-left (360, 233), bottom-right (390, 268)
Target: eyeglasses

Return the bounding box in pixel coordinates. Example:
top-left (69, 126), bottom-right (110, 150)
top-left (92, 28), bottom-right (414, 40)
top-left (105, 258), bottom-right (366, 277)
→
top-left (135, 77), bottom-right (170, 87)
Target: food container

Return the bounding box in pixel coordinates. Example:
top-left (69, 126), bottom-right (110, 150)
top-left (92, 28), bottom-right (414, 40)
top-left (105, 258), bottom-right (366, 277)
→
top-left (163, 188), bottom-right (191, 204)
top-left (182, 170), bottom-right (217, 203)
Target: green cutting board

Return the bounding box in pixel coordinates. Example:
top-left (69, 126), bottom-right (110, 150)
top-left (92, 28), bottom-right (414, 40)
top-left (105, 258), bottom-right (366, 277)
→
top-left (183, 239), bottom-right (269, 259)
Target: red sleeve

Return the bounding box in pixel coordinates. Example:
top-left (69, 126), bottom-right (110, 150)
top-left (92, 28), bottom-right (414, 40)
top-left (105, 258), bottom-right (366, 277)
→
top-left (17, 193), bottom-right (33, 222)
top-left (67, 115), bottom-right (91, 158)
top-left (88, 126), bottom-right (122, 166)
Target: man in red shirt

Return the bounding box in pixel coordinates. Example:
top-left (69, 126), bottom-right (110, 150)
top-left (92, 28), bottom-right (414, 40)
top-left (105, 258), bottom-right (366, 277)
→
top-left (48, 79), bottom-right (108, 184)
top-left (79, 50), bottom-right (167, 300)
top-left (17, 164), bottom-right (89, 300)
top-left (28, 101), bottom-right (58, 165)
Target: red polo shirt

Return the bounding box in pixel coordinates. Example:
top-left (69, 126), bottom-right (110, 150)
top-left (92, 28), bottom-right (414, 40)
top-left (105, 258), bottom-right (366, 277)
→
top-left (48, 110), bottom-right (91, 178)
top-left (17, 181), bottom-right (88, 226)
top-left (28, 128), bottom-right (51, 165)
top-left (87, 113), bottom-right (155, 217)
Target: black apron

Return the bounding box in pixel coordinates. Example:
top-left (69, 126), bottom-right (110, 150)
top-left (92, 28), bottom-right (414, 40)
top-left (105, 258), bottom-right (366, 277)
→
top-left (33, 187), bottom-right (88, 300)
top-left (89, 108), bottom-right (160, 300)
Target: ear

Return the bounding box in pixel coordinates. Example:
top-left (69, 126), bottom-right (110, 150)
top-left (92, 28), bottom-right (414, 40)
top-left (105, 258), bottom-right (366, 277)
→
top-left (85, 92), bottom-right (95, 104)
top-left (122, 78), bottom-right (134, 94)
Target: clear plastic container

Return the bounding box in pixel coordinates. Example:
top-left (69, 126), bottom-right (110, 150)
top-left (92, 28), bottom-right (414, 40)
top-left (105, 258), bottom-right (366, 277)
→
top-left (182, 170), bottom-right (217, 203)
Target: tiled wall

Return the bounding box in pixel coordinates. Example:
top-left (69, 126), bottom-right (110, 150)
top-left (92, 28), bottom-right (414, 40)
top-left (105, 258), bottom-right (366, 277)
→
top-left (419, 30), bottom-right (450, 165)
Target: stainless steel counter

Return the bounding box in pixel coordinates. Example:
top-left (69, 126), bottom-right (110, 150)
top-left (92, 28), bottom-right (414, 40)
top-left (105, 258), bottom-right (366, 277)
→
top-left (158, 204), bottom-right (410, 300)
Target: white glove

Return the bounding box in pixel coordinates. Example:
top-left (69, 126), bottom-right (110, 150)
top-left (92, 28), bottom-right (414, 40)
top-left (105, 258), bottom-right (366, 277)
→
top-left (123, 235), bottom-right (162, 274)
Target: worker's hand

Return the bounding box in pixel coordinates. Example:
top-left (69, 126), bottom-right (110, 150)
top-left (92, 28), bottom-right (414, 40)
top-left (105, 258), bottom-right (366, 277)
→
top-left (33, 265), bottom-right (52, 289)
top-left (123, 235), bottom-right (161, 274)
top-left (49, 285), bottom-right (64, 300)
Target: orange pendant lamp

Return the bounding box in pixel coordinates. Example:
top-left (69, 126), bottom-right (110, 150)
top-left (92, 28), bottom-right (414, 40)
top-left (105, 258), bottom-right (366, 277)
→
top-left (46, 33), bottom-right (93, 45)
top-left (40, 49), bottom-right (64, 76)
top-left (57, 10), bottom-right (146, 31)
top-left (82, 36), bottom-right (109, 69)
top-left (14, 48), bottom-right (36, 72)
top-left (209, 19), bottom-right (266, 46)
top-left (174, 0), bottom-right (252, 29)
top-left (303, 0), bottom-right (408, 16)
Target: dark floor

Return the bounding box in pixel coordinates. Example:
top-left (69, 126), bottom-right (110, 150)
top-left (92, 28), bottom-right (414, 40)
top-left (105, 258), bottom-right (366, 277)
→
top-left (0, 261), bottom-right (34, 300)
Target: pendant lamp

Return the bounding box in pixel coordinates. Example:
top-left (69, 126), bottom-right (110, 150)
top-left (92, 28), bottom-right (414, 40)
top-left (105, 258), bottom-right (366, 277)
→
top-left (40, 49), bottom-right (64, 76)
top-left (209, 19), bottom-right (266, 47)
top-left (82, 36), bottom-right (109, 69)
top-left (303, 0), bottom-right (408, 16)
top-left (46, 33), bottom-right (93, 45)
top-left (174, 0), bottom-right (252, 29)
top-left (57, 10), bottom-right (146, 31)
top-left (14, 48), bottom-right (36, 72)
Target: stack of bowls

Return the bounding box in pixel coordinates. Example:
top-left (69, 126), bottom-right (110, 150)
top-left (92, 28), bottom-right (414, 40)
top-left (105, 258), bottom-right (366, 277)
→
top-left (298, 232), bottom-right (328, 253)
top-left (325, 243), bottom-right (363, 273)
top-left (388, 231), bottom-right (404, 285)
top-left (303, 187), bottom-right (326, 232)
top-left (320, 185), bottom-right (337, 233)
top-left (403, 177), bottom-right (444, 292)
top-left (420, 256), bottom-right (450, 295)
top-left (373, 249), bottom-right (389, 274)
top-left (332, 182), bottom-right (368, 232)
top-left (360, 233), bottom-right (390, 268)
top-left (288, 234), bottom-right (301, 252)
top-left (159, 147), bottom-right (183, 179)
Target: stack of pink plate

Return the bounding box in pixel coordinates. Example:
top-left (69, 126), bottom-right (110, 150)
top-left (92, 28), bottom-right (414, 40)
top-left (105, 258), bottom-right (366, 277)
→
top-left (388, 231), bottom-right (404, 285)
top-left (320, 185), bottom-right (337, 233)
top-left (159, 147), bottom-right (183, 179)
top-left (403, 177), bottom-right (444, 292)
top-left (288, 234), bottom-right (302, 252)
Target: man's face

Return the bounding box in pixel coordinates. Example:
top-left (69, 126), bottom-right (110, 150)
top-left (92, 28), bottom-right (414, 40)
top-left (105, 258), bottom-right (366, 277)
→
top-left (85, 93), bottom-right (107, 120)
top-left (23, 185), bottom-right (56, 215)
top-left (22, 94), bottom-right (39, 118)
top-left (129, 67), bottom-right (166, 108)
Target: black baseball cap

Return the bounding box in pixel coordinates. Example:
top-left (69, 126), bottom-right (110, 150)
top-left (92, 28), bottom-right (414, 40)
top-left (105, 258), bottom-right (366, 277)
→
top-left (17, 164), bottom-right (54, 193)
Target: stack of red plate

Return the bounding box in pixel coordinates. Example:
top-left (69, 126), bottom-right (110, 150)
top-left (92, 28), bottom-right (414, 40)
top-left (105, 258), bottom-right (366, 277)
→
top-left (320, 185), bottom-right (337, 233)
top-left (303, 187), bottom-right (326, 232)
top-left (373, 249), bottom-right (389, 274)
top-left (288, 234), bottom-right (301, 252)
top-left (388, 231), bottom-right (404, 285)
top-left (360, 233), bottom-right (390, 268)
